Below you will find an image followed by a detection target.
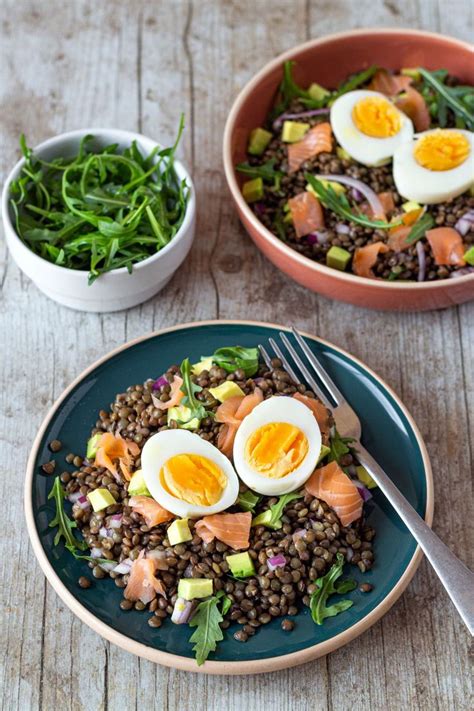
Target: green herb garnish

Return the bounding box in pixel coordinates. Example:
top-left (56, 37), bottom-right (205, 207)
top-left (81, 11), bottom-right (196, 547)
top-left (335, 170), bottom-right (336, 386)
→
top-left (305, 175), bottom-right (400, 230)
top-left (237, 490), bottom-right (261, 513)
top-left (188, 590), bottom-right (227, 666)
top-left (48, 477), bottom-right (88, 554)
top-left (236, 159), bottom-right (283, 191)
top-left (252, 491), bottom-right (303, 530)
top-left (328, 430), bottom-right (355, 464)
top-left (309, 553), bottom-right (357, 625)
top-left (334, 65), bottom-right (378, 98)
top-left (179, 358), bottom-right (211, 425)
top-left (212, 346), bottom-right (259, 377)
top-left (405, 212), bottom-right (435, 245)
top-left (418, 68), bottom-right (474, 130)
top-left (10, 117), bottom-right (189, 284)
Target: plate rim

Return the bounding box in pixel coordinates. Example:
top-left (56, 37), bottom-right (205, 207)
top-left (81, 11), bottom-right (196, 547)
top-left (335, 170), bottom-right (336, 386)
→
top-left (24, 319), bottom-right (434, 674)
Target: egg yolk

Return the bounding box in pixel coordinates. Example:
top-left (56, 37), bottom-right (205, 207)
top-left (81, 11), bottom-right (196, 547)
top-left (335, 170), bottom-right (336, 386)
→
top-left (245, 422), bottom-right (308, 479)
top-left (352, 96), bottom-right (402, 138)
top-left (413, 130), bottom-right (470, 171)
top-left (160, 454), bottom-right (226, 506)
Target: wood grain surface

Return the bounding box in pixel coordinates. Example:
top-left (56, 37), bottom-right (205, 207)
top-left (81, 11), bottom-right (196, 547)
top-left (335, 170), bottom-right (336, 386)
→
top-left (0, 1), bottom-right (472, 709)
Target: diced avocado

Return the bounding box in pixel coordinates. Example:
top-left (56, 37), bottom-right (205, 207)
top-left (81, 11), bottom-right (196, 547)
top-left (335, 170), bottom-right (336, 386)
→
top-left (464, 246), bottom-right (474, 266)
top-left (326, 246), bottom-right (351, 271)
top-left (128, 469), bottom-right (150, 497)
top-left (356, 465), bottom-right (377, 490)
top-left (167, 518), bottom-right (193, 546)
top-left (251, 509), bottom-right (272, 527)
top-left (317, 444), bottom-right (331, 464)
top-left (209, 381), bottom-right (245, 403)
top-left (86, 433), bottom-right (101, 460)
top-left (306, 180), bottom-right (345, 197)
top-left (401, 67), bottom-right (421, 81)
top-left (167, 405), bottom-right (200, 430)
top-left (336, 146), bottom-right (351, 161)
top-left (242, 177), bottom-right (264, 203)
top-left (87, 488), bottom-right (116, 512)
top-left (226, 551), bottom-right (256, 578)
top-left (308, 82), bottom-right (330, 102)
top-left (283, 211), bottom-right (293, 224)
top-left (191, 356), bottom-right (214, 376)
top-left (178, 578), bottom-right (213, 600)
top-left (402, 200), bottom-right (421, 213)
top-left (248, 127), bottom-right (272, 156)
top-left (281, 121), bottom-right (310, 143)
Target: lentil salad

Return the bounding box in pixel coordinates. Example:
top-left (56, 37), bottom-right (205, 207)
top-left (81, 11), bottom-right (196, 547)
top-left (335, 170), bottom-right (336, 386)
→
top-left (47, 346), bottom-right (376, 666)
top-left (237, 63), bottom-right (474, 282)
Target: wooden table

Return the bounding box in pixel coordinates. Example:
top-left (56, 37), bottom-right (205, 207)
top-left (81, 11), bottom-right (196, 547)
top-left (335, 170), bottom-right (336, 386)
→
top-left (1, 2), bottom-right (472, 709)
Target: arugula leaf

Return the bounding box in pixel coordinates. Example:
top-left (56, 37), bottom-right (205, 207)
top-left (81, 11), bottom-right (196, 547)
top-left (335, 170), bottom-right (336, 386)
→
top-left (179, 358), bottom-right (210, 425)
top-left (328, 430), bottom-right (355, 463)
top-left (334, 66), bottom-right (378, 97)
top-left (212, 346), bottom-right (259, 377)
top-left (68, 549), bottom-right (116, 565)
top-left (252, 491), bottom-right (303, 530)
top-left (405, 212), bottom-right (435, 245)
top-left (237, 490), bottom-right (261, 513)
top-left (236, 159), bottom-right (283, 191)
top-left (220, 593), bottom-right (232, 616)
top-left (272, 61), bottom-right (331, 116)
top-left (188, 593), bottom-right (225, 666)
top-left (305, 175), bottom-right (400, 230)
top-left (309, 553), bottom-right (357, 625)
top-left (418, 68), bottom-right (474, 130)
top-left (48, 477), bottom-right (88, 552)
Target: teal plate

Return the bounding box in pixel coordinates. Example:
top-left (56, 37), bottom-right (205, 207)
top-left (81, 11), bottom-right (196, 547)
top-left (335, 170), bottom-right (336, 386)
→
top-left (25, 320), bottom-right (433, 674)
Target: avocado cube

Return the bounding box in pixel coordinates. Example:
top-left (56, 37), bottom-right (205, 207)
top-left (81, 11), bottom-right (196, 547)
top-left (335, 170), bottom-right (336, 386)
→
top-left (248, 127), bottom-right (272, 156)
top-left (87, 488), bottom-right (116, 512)
top-left (209, 381), bottom-right (245, 403)
top-left (251, 509), bottom-right (272, 527)
top-left (177, 578), bottom-right (213, 600)
top-left (128, 469), bottom-right (151, 497)
top-left (281, 121), bottom-right (310, 143)
top-left (463, 246), bottom-right (474, 266)
top-left (356, 465), bottom-right (377, 490)
top-left (242, 177), bottom-right (264, 203)
top-left (336, 147), bottom-right (351, 161)
top-left (191, 356), bottom-right (214, 376)
top-left (401, 67), bottom-right (421, 81)
top-left (167, 405), bottom-right (200, 430)
top-left (167, 518), bottom-right (193, 546)
top-left (402, 200), bottom-right (421, 213)
top-left (86, 433), bottom-right (102, 460)
top-left (326, 246), bottom-right (351, 271)
top-left (317, 444), bottom-right (331, 464)
top-left (308, 82), bottom-right (330, 102)
top-left (226, 552), bottom-right (255, 578)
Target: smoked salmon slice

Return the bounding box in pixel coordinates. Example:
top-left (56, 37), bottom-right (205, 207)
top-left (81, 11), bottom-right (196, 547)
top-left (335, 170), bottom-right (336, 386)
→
top-left (369, 69), bottom-right (412, 96)
top-left (396, 87), bottom-right (430, 132)
top-left (353, 242), bottom-right (388, 278)
top-left (293, 392), bottom-right (331, 445)
top-left (124, 550), bottom-right (167, 604)
top-left (195, 512), bottom-right (252, 550)
top-left (305, 460), bottom-right (363, 527)
top-left (129, 495), bottom-right (174, 527)
top-left (216, 388), bottom-right (263, 458)
top-left (426, 227), bottom-right (466, 266)
top-left (387, 225), bottom-right (412, 252)
top-left (288, 192), bottom-right (325, 238)
top-left (95, 433), bottom-right (140, 482)
top-left (215, 395), bottom-right (244, 428)
top-left (287, 123), bottom-right (332, 173)
top-left (159, 375), bottom-right (184, 410)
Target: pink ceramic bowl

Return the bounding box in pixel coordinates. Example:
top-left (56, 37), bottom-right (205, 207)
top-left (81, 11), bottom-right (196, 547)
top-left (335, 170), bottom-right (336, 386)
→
top-left (223, 29), bottom-right (474, 311)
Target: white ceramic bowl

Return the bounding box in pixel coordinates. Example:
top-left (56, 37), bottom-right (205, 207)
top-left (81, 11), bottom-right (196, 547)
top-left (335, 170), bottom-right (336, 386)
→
top-left (1, 128), bottom-right (196, 312)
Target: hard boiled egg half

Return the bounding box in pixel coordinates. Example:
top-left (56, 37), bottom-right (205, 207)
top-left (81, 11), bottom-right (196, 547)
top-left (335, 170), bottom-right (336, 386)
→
top-left (233, 397), bottom-right (322, 496)
top-left (330, 90), bottom-right (414, 166)
top-left (141, 430), bottom-right (239, 518)
top-left (393, 128), bottom-right (474, 204)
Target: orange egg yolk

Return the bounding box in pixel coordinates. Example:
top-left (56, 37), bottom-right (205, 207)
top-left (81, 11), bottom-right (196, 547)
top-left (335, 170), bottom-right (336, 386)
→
top-left (160, 454), bottom-right (226, 506)
top-left (413, 130), bottom-right (470, 171)
top-left (352, 96), bottom-right (402, 138)
top-left (245, 422), bottom-right (308, 479)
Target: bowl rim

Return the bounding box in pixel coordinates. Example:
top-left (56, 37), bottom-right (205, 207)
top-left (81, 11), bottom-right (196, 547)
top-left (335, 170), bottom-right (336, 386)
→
top-left (2, 127), bottom-right (196, 279)
top-left (223, 28), bottom-right (474, 292)
top-left (24, 318), bottom-right (434, 675)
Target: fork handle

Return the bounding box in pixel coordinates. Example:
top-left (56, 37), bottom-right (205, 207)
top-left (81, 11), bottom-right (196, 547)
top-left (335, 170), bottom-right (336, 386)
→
top-left (357, 444), bottom-right (474, 636)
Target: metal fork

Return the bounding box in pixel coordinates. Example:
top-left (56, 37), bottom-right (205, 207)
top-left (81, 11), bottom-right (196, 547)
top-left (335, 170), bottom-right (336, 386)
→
top-left (259, 328), bottom-right (474, 635)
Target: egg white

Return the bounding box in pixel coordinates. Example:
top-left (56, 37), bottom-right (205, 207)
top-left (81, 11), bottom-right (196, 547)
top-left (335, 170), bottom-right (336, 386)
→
top-left (232, 396), bottom-right (322, 496)
top-left (330, 90), bottom-right (414, 166)
top-left (141, 430), bottom-right (239, 518)
top-left (392, 129), bottom-right (474, 204)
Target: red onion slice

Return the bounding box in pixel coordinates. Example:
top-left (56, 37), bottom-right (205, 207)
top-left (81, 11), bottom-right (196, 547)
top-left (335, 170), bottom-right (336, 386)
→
top-left (335, 223), bottom-right (350, 235)
top-left (152, 375), bottom-right (168, 391)
top-left (292, 529), bottom-right (306, 544)
top-left (273, 108), bottom-right (330, 130)
top-left (91, 547), bottom-right (104, 559)
top-left (99, 561), bottom-right (116, 573)
top-left (449, 267), bottom-right (474, 278)
top-left (171, 597), bottom-right (197, 624)
top-left (109, 514), bottom-right (122, 529)
top-left (454, 209), bottom-right (474, 236)
top-left (416, 241), bottom-right (426, 282)
top-left (267, 554), bottom-right (287, 571)
top-left (99, 526), bottom-right (112, 539)
top-left (113, 559), bottom-right (133, 575)
top-left (354, 480), bottom-right (372, 502)
top-left (68, 491), bottom-right (83, 504)
top-left (77, 495), bottom-right (91, 511)
top-left (313, 174), bottom-right (386, 219)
